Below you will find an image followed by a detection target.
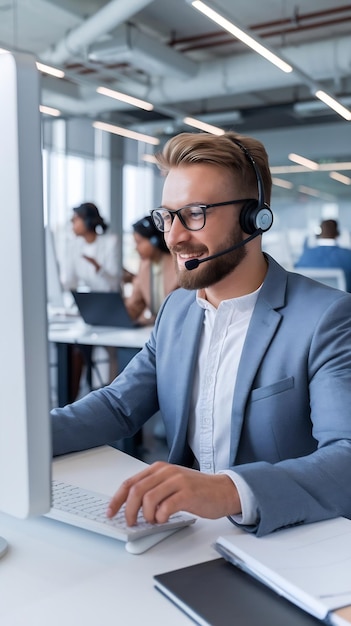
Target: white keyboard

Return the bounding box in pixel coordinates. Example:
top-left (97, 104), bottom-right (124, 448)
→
top-left (45, 480), bottom-right (196, 551)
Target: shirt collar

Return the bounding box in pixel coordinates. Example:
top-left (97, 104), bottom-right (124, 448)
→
top-left (196, 284), bottom-right (262, 313)
top-left (317, 238), bottom-right (337, 246)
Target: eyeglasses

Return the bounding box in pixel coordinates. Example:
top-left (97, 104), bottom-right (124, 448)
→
top-left (150, 199), bottom-right (252, 233)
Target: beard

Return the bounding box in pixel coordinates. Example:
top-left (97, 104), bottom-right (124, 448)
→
top-left (170, 226), bottom-right (247, 290)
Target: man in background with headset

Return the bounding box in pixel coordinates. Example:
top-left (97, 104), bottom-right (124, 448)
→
top-left (52, 131), bottom-right (351, 536)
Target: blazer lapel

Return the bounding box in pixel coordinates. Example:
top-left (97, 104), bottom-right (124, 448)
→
top-left (230, 256), bottom-right (288, 463)
top-left (168, 299), bottom-right (204, 462)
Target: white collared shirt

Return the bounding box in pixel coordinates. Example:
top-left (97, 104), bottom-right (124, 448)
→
top-left (187, 286), bottom-right (261, 524)
top-left (317, 238), bottom-right (337, 246)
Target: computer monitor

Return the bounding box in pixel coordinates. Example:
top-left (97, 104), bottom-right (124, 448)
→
top-left (0, 52), bottom-right (52, 557)
top-left (294, 267), bottom-right (347, 291)
top-left (45, 225), bottom-right (66, 310)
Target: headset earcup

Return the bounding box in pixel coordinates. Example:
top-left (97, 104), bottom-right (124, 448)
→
top-left (149, 235), bottom-right (160, 247)
top-left (240, 201), bottom-right (273, 234)
top-left (239, 200), bottom-right (258, 234)
top-left (256, 203), bottom-right (273, 232)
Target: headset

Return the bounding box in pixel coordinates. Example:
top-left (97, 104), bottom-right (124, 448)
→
top-left (135, 217), bottom-right (169, 253)
top-left (149, 235), bottom-right (161, 247)
top-left (83, 204), bottom-right (100, 232)
top-left (184, 139), bottom-right (274, 270)
top-left (231, 138), bottom-right (273, 235)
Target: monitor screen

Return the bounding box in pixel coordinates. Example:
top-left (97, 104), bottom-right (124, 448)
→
top-left (0, 51), bottom-right (52, 557)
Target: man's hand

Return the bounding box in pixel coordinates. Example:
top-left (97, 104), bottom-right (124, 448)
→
top-left (106, 461), bottom-right (241, 525)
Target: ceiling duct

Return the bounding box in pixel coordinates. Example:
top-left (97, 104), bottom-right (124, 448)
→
top-left (88, 24), bottom-right (197, 79)
top-left (104, 34), bottom-right (351, 108)
top-left (41, 0), bottom-right (155, 65)
top-left (40, 33), bottom-right (351, 122)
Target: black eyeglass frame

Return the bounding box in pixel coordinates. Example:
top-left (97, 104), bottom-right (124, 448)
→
top-left (150, 199), bottom-right (254, 233)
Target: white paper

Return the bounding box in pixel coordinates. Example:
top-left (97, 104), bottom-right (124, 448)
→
top-left (216, 517), bottom-right (351, 621)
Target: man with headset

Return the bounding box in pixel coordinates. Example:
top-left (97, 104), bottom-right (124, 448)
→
top-left (51, 131), bottom-right (351, 536)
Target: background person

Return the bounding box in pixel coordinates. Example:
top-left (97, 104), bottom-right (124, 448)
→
top-left (295, 219), bottom-right (351, 291)
top-left (51, 131), bottom-right (351, 537)
top-left (61, 202), bottom-right (120, 293)
top-left (124, 215), bottom-right (179, 325)
top-left (61, 202), bottom-right (120, 400)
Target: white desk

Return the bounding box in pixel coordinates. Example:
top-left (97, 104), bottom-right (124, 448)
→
top-left (48, 318), bottom-right (152, 406)
top-left (0, 447), bottom-right (231, 626)
top-left (48, 317), bottom-right (152, 349)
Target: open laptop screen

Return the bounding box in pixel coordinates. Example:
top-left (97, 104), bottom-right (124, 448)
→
top-left (72, 291), bottom-right (139, 328)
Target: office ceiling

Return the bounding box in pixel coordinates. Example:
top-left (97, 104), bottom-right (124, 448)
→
top-left (1, 0), bottom-right (351, 201)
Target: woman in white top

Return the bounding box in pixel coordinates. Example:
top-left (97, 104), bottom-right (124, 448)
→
top-left (62, 202), bottom-right (119, 292)
top-left (61, 202), bottom-right (120, 401)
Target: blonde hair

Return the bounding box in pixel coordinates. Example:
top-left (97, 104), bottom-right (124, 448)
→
top-left (156, 131), bottom-right (272, 204)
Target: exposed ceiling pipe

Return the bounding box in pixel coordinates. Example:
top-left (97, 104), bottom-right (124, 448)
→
top-left (41, 34), bottom-right (351, 118)
top-left (96, 34), bottom-right (351, 108)
top-left (173, 6), bottom-right (351, 52)
top-left (178, 16), bottom-right (351, 53)
top-left (40, 0), bottom-right (155, 65)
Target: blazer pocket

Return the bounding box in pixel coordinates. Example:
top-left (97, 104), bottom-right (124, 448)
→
top-left (250, 376), bottom-right (294, 402)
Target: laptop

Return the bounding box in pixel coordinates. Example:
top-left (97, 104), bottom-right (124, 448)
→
top-left (72, 291), bottom-right (139, 328)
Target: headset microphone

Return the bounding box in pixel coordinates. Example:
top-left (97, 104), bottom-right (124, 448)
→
top-left (184, 229), bottom-right (262, 270)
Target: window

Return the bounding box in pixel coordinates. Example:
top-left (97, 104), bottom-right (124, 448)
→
top-left (122, 163), bottom-right (154, 272)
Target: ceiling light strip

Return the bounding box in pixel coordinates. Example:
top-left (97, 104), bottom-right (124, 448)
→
top-left (298, 185), bottom-right (322, 197)
top-left (93, 121), bottom-right (159, 145)
top-left (142, 154), bottom-right (158, 164)
top-left (288, 153), bottom-right (319, 170)
top-left (96, 86), bottom-right (153, 111)
top-left (329, 171), bottom-right (351, 185)
top-left (183, 116), bottom-right (225, 135)
top-left (270, 165), bottom-right (310, 174)
top-left (318, 162), bottom-right (351, 171)
top-left (39, 105), bottom-right (61, 117)
top-left (189, 0), bottom-right (293, 73)
top-left (314, 90), bottom-right (351, 121)
top-left (272, 177), bottom-right (294, 189)
top-left (36, 62), bottom-right (65, 78)
top-left (271, 162), bottom-right (351, 174)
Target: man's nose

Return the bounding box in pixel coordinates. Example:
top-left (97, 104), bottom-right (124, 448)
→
top-left (165, 214), bottom-right (191, 247)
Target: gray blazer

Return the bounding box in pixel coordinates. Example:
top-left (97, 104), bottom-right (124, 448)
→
top-left (52, 255), bottom-right (351, 535)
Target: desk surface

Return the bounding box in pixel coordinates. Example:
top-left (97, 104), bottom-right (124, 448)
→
top-left (49, 318), bottom-right (152, 348)
top-left (0, 447), bottom-right (231, 626)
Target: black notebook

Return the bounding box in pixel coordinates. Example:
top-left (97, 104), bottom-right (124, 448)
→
top-left (154, 558), bottom-right (323, 626)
